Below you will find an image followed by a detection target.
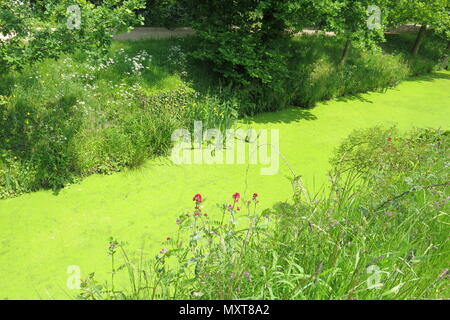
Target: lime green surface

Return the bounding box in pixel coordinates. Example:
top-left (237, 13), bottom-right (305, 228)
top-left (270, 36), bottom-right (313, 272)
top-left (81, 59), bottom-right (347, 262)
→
top-left (1, 71), bottom-right (449, 300)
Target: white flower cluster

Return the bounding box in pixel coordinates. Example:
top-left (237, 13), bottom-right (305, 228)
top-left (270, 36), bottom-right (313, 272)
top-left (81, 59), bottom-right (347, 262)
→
top-left (123, 50), bottom-right (152, 76)
top-left (88, 57), bottom-right (116, 72)
top-left (85, 49), bottom-right (152, 76)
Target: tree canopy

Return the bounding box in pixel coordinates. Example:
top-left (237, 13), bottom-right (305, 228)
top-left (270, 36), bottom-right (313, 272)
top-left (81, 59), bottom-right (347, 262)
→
top-left (187, 0), bottom-right (448, 84)
top-left (0, 0), bottom-right (145, 72)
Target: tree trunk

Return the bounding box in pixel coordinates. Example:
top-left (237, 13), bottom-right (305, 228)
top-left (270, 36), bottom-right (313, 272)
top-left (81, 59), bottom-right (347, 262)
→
top-left (411, 25), bottom-right (427, 56)
top-left (340, 39), bottom-right (352, 65)
top-left (261, 7), bottom-right (287, 41)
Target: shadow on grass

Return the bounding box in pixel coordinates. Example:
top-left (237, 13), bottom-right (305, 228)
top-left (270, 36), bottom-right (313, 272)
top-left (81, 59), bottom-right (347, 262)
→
top-left (243, 108), bottom-right (318, 125)
top-left (404, 71), bottom-right (450, 83)
top-left (334, 94), bottom-right (375, 104)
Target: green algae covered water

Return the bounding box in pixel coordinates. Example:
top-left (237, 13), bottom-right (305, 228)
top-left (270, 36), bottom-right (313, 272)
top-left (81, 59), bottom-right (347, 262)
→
top-left (1, 71), bottom-right (449, 299)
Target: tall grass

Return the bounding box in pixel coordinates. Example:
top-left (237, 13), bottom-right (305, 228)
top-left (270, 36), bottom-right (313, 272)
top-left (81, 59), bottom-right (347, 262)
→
top-left (79, 127), bottom-right (450, 300)
top-left (0, 39), bottom-right (238, 198)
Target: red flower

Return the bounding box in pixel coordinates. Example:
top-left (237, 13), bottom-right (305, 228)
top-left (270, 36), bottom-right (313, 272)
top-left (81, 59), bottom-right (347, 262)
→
top-left (387, 137), bottom-right (393, 142)
top-left (237, 206), bottom-right (241, 211)
top-left (193, 194), bottom-right (203, 203)
top-left (194, 211), bottom-right (201, 216)
top-left (232, 193), bottom-right (241, 202)
top-left (203, 213), bottom-right (208, 217)
top-left (252, 193), bottom-right (259, 200)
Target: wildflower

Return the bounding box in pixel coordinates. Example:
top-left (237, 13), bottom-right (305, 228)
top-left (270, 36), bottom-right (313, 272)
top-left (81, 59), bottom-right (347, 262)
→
top-left (237, 207), bottom-right (241, 211)
top-left (166, 237), bottom-right (172, 241)
top-left (387, 137), bottom-right (393, 142)
top-left (252, 193), bottom-right (259, 200)
top-left (108, 244), bottom-right (116, 250)
top-left (176, 219), bottom-right (182, 225)
top-left (160, 248), bottom-right (168, 255)
top-left (244, 272), bottom-right (251, 279)
top-left (385, 211), bottom-right (394, 217)
top-left (194, 211), bottom-right (201, 217)
top-left (232, 193), bottom-right (241, 202)
top-left (227, 204), bottom-right (233, 210)
top-left (331, 220), bottom-right (339, 227)
top-left (193, 193), bottom-right (203, 203)
top-left (203, 213), bottom-right (208, 217)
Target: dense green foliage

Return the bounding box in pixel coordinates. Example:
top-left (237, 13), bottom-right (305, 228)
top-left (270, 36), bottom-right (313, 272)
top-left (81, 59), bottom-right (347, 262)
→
top-left (0, 0), bottom-right (145, 73)
top-left (140, 0), bottom-right (191, 28)
top-left (391, 0), bottom-right (449, 55)
top-left (79, 127), bottom-right (450, 300)
top-left (393, 0), bottom-right (449, 30)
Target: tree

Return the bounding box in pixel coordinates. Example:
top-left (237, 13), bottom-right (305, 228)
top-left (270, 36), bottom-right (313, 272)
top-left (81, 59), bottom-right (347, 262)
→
top-left (188, 0), bottom-right (395, 86)
top-left (392, 0), bottom-right (449, 56)
top-left (188, 0), bottom-right (332, 88)
top-left (314, 0), bottom-right (390, 64)
top-left (0, 0), bottom-right (145, 73)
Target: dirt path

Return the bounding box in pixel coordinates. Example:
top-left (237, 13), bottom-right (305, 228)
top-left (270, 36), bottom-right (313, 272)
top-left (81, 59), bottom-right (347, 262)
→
top-left (2, 25), bottom-right (421, 43)
top-left (113, 27), bottom-right (337, 40)
top-left (113, 25), bottom-right (421, 41)
top-left (114, 27), bottom-right (195, 40)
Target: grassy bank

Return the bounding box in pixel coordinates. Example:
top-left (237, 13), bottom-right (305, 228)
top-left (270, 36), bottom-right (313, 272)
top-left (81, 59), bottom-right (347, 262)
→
top-left (0, 31), bottom-right (448, 199)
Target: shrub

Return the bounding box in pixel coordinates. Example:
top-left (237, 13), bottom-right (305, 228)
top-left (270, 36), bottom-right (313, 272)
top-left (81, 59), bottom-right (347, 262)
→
top-left (188, 0), bottom-right (309, 88)
top-left (0, 76), bottom-right (84, 192)
top-left (286, 36), bottom-right (409, 108)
